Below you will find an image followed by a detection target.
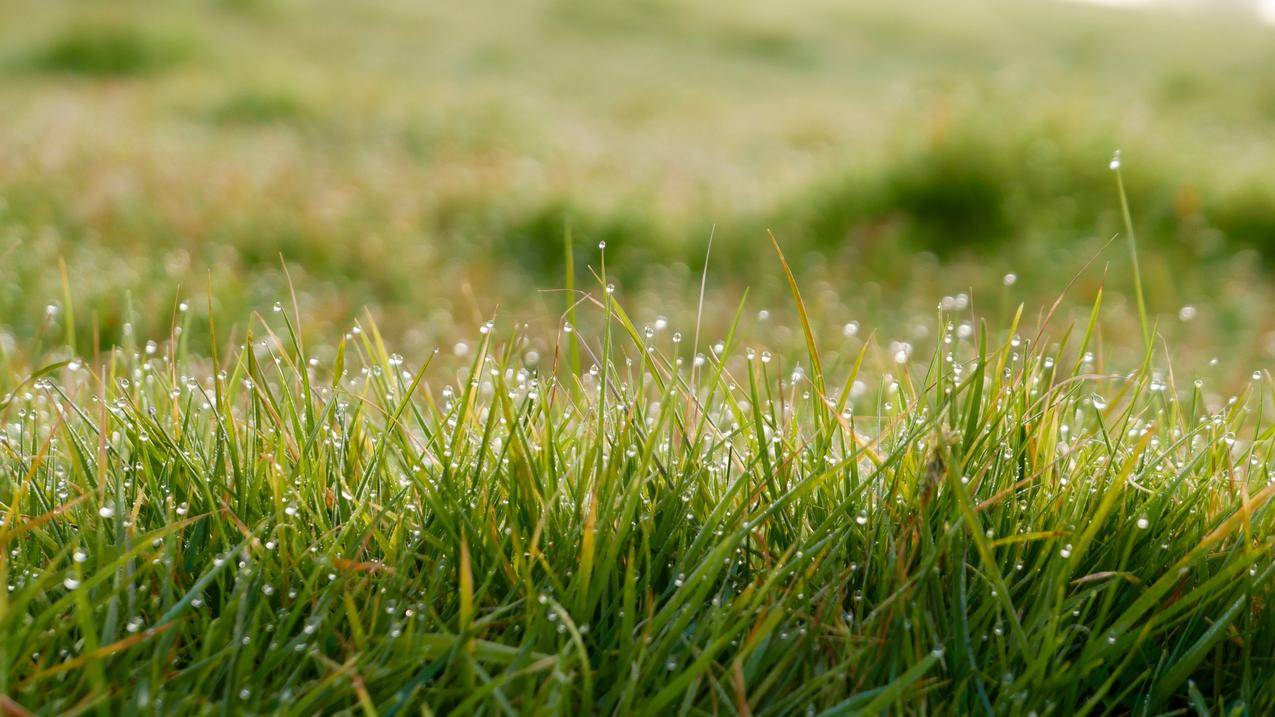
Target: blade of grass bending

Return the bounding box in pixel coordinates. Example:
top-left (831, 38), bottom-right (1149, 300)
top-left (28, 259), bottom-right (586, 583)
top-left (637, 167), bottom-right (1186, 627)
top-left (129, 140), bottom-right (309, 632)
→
top-left (691, 226), bottom-right (714, 391)
top-left (564, 220), bottom-right (581, 381)
top-left (768, 231), bottom-right (827, 430)
top-left (1113, 158), bottom-right (1151, 353)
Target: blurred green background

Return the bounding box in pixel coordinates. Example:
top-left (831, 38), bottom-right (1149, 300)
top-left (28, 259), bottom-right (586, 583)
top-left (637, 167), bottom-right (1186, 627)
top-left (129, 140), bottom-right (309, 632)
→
top-left (3, 0), bottom-right (1275, 376)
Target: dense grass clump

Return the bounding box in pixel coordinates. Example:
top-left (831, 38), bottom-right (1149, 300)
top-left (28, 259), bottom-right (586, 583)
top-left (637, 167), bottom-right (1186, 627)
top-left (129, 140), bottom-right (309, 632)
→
top-left (209, 88), bottom-right (318, 128)
top-left (0, 247), bottom-right (1272, 714)
top-left (32, 20), bottom-right (191, 77)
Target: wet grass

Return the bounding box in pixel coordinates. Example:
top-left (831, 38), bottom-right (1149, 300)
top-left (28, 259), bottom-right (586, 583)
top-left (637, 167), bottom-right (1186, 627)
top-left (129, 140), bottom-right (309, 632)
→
top-left (0, 231), bottom-right (1273, 713)
top-left (1, 3), bottom-right (1275, 709)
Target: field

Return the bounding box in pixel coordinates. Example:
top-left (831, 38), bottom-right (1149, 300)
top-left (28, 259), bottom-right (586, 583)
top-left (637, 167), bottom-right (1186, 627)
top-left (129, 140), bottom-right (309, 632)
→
top-left (1, 0), bottom-right (1275, 714)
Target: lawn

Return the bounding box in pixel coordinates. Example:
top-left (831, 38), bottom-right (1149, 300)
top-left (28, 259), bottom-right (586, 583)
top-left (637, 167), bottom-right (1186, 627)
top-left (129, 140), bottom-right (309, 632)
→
top-left (1, 0), bottom-right (1274, 713)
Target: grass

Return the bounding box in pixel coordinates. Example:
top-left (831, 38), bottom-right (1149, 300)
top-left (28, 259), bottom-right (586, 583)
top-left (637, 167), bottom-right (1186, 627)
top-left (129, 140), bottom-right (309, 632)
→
top-left (32, 19), bottom-right (192, 77)
top-left (208, 87), bottom-right (317, 128)
top-left (2, 1), bottom-right (1275, 710)
top-left (0, 233), bottom-right (1272, 714)
top-left (5, 0), bottom-right (1275, 353)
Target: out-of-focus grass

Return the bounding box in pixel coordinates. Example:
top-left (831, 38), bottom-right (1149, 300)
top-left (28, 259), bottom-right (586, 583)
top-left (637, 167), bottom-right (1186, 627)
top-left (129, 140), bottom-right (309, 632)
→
top-left (207, 87), bottom-right (317, 127)
top-left (32, 21), bottom-right (192, 77)
top-left (1, 0), bottom-right (1275, 365)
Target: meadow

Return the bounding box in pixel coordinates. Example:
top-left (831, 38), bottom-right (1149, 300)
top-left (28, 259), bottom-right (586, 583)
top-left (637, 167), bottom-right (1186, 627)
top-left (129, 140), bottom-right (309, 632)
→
top-left (1, 0), bottom-right (1275, 714)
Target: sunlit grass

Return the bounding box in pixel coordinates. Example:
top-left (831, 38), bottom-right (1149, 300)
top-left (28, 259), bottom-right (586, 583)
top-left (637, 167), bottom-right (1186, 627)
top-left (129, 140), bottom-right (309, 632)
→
top-left (2, 0), bottom-right (1275, 711)
top-left (0, 240), bottom-right (1271, 714)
